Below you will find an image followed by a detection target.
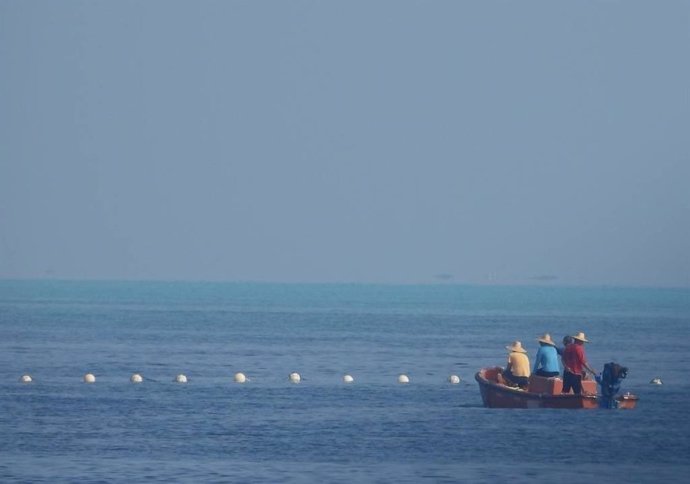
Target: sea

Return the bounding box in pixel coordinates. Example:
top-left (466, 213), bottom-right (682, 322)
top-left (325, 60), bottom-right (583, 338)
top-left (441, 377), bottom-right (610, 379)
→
top-left (0, 280), bottom-right (688, 483)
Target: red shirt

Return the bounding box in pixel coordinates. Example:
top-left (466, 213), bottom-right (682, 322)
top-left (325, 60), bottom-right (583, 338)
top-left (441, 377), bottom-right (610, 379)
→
top-left (562, 343), bottom-right (587, 374)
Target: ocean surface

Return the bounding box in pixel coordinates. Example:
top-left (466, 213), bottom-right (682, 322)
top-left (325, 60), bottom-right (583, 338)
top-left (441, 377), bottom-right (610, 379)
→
top-left (1, 281), bottom-right (689, 483)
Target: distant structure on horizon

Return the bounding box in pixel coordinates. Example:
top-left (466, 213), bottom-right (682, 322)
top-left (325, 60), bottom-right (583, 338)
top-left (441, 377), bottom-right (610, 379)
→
top-left (528, 275), bottom-right (559, 282)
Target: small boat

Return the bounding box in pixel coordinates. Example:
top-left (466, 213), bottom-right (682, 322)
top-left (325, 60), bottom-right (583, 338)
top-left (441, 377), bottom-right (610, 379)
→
top-left (475, 367), bottom-right (638, 409)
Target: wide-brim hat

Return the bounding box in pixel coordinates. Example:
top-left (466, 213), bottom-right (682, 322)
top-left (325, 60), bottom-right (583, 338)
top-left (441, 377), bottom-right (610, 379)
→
top-left (572, 332), bottom-right (589, 343)
top-left (537, 333), bottom-right (556, 346)
top-left (505, 341), bottom-right (527, 353)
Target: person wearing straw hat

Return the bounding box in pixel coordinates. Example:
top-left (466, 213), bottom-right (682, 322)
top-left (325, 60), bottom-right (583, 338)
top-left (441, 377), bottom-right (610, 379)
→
top-left (533, 333), bottom-right (560, 378)
top-left (498, 341), bottom-right (531, 389)
top-left (561, 331), bottom-right (598, 394)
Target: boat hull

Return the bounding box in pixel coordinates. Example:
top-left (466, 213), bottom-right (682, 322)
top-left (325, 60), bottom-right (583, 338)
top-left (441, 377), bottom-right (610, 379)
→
top-left (475, 367), bottom-right (638, 409)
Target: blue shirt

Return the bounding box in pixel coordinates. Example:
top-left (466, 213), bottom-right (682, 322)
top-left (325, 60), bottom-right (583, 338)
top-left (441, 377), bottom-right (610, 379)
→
top-left (533, 344), bottom-right (560, 373)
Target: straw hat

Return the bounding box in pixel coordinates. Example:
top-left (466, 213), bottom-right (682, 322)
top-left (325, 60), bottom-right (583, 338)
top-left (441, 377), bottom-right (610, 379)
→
top-left (572, 332), bottom-right (589, 343)
top-left (505, 341), bottom-right (527, 353)
top-left (537, 333), bottom-right (556, 346)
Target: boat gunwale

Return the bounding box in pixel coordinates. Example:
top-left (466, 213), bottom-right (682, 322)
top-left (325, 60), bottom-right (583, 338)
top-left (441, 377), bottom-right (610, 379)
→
top-left (475, 367), bottom-right (598, 402)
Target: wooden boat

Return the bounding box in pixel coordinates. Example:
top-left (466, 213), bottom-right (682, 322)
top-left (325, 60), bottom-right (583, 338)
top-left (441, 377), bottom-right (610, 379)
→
top-left (475, 367), bottom-right (638, 409)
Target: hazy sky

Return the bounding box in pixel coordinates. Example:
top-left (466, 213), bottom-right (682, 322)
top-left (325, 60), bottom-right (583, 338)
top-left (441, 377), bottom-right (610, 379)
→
top-left (1, 1), bottom-right (688, 286)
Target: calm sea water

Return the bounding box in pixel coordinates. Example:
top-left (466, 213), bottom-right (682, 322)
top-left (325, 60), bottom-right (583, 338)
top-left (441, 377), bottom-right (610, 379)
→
top-left (1, 281), bottom-right (689, 482)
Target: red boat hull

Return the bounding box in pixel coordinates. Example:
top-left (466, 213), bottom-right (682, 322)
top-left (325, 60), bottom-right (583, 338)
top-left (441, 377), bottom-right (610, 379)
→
top-left (475, 367), bottom-right (638, 409)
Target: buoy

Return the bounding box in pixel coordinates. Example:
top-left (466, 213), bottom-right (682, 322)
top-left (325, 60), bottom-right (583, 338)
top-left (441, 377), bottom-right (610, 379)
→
top-left (650, 378), bottom-right (663, 385)
top-left (20, 374), bottom-right (33, 383)
top-left (234, 372), bottom-right (248, 383)
top-left (175, 374), bottom-right (188, 383)
top-left (398, 374), bottom-right (410, 384)
top-left (448, 375), bottom-right (461, 384)
top-left (289, 372), bottom-right (301, 384)
top-left (343, 374), bottom-right (354, 383)
top-left (130, 373), bottom-right (143, 383)
top-left (83, 373), bottom-right (96, 384)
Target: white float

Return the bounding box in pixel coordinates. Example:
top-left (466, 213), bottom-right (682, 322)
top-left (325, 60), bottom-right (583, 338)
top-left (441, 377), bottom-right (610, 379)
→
top-left (343, 374), bottom-right (354, 383)
top-left (175, 374), bottom-right (188, 383)
top-left (130, 373), bottom-right (143, 383)
top-left (83, 373), bottom-right (96, 384)
top-left (650, 378), bottom-right (663, 385)
top-left (398, 374), bottom-right (410, 384)
top-left (448, 375), bottom-right (461, 384)
top-left (234, 372), bottom-right (248, 383)
top-left (20, 374), bottom-right (33, 383)
top-left (289, 372), bottom-right (301, 384)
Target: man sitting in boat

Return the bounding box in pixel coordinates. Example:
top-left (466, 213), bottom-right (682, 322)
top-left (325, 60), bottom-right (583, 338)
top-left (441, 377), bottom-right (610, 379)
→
top-left (561, 332), bottom-right (598, 394)
top-left (533, 333), bottom-right (560, 377)
top-left (497, 341), bottom-right (530, 389)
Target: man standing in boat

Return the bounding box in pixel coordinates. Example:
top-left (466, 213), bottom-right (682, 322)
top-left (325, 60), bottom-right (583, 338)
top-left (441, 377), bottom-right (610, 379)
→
top-left (561, 332), bottom-right (598, 394)
top-left (557, 335), bottom-right (573, 357)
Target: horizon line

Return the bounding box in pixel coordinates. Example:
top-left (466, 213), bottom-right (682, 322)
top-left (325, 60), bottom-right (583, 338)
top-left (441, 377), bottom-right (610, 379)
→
top-left (1, 276), bottom-right (688, 291)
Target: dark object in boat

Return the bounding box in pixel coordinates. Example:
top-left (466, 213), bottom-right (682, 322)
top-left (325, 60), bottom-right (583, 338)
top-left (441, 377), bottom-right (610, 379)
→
top-left (596, 362), bottom-right (629, 408)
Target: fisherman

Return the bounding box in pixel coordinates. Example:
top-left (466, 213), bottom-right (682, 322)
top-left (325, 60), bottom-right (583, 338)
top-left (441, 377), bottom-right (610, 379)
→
top-left (557, 335), bottom-right (573, 375)
top-left (556, 335), bottom-right (573, 357)
top-left (533, 333), bottom-right (560, 377)
top-left (561, 332), bottom-right (597, 394)
top-left (498, 341), bottom-right (531, 389)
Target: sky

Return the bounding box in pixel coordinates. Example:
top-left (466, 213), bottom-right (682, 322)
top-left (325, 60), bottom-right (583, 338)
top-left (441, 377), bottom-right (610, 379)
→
top-left (0, 1), bottom-right (688, 287)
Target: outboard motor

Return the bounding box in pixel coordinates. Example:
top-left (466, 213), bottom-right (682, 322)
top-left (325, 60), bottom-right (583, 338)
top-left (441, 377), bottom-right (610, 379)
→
top-left (596, 362), bottom-right (628, 408)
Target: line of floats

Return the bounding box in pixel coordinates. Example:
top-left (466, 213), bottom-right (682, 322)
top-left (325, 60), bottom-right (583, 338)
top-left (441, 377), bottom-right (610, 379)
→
top-left (15, 371), bottom-right (661, 410)
top-left (16, 372), bottom-right (463, 385)
top-left (15, 371), bottom-right (663, 388)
